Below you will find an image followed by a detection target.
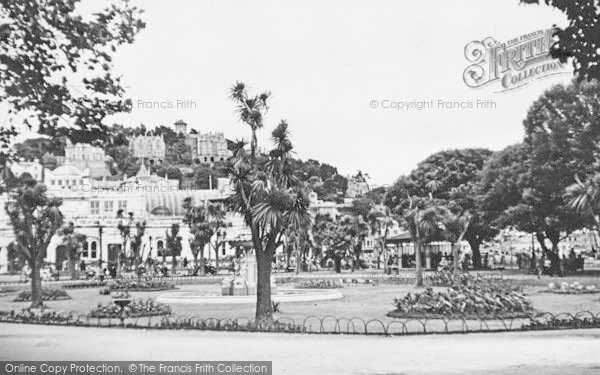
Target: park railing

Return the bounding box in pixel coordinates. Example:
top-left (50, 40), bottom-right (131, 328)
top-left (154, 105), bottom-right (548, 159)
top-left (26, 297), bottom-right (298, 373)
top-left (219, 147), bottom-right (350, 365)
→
top-left (1, 310), bottom-right (599, 336)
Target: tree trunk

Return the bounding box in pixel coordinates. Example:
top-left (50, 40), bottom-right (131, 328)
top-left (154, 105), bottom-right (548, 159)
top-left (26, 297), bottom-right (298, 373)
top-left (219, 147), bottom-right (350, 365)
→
top-left (295, 239), bottom-right (301, 275)
top-left (197, 246), bottom-right (206, 276)
top-left (215, 241), bottom-right (220, 275)
top-left (68, 258), bottom-right (77, 280)
top-left (171, 254), bottom-right (177, 275)
top-left (452, 242), bottom-right (460, 276)
top-left (466, 237), bottom-right (482, 269)
top-left (415, 242), bottom-right (423, 287)
top-left (30, 259), bottom-right (43, 308)
top-left (546, 229), bottom-right (563, 276)
top-left (255, 249), bottom-right (273, 325)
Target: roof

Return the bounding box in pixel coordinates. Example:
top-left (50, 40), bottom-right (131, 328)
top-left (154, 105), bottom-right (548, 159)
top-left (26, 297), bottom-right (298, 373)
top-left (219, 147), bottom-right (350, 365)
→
top-left (51, 165), bottom-right (85, 176)
top-left (385, 231), bottom-right (413, 244)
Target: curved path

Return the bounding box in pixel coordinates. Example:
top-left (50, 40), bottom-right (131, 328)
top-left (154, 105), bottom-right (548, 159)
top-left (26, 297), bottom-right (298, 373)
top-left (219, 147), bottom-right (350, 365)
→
top-left (0, 323), bottom-right (599, 374)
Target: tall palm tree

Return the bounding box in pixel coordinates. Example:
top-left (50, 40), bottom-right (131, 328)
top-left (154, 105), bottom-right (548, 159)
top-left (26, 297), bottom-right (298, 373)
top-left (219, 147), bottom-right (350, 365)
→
top-left (165, 223), bottom-right (182, 275)
top-left (183, 199), bottom-right (212, 275)
top-left (403, 196), bottom-right (446, 286)
top-left (206, 202), bottom-right (228, 274)
top-left (337, 214), bottom-right (369, 272)
top-left (367, 205), bottom-right (395, 272)
top-left (230, 82), bottom-right (270, 163)
top-left (441, 211), bottom-right (470, 276)
top-left (116, 211), bottom-right (133, 278)
top-left (227, 102), bottom-right (311, 324)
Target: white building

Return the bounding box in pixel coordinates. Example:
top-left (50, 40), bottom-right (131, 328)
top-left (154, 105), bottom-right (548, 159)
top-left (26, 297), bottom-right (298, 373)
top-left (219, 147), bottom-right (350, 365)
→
top-left (54, 141), bottom-right (111, 179)
top-left (127, 133), bottom-right (166, 162)
top-left (174, 120), bottom-right (232, 163)
top-left (0, 161), bottom-right (251, 272)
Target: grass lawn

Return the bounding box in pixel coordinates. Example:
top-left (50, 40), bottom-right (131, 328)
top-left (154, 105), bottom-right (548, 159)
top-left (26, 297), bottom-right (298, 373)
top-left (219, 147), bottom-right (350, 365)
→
top-left (1, 279), bottom-right (599, 326)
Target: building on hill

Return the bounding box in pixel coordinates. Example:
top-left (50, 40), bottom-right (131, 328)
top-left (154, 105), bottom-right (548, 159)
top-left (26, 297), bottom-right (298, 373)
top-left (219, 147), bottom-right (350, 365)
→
top-left (127, 132), bottom-right (166, 163)
top-left (9, 159), bottom-right (44, 181)
top-left (52, 140), bottom-right (111, 179)
top-left (346, 174), bottom-right (370, 198)
top-left (173, 120), bottom-right (232, 163)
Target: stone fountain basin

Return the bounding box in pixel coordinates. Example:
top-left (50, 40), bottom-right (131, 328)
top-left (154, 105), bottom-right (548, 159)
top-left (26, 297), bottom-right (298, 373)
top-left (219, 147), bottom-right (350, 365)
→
top-left (156, 288), bottom-right (343, 305)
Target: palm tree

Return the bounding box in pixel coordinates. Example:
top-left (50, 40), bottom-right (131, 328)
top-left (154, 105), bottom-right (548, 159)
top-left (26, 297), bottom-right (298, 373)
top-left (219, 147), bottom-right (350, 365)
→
top-left (130, 220), bottom-right (146, 272)
top-left (183, 198), bottom-right (213, 275)
top-left (116, 211), bottom-right (133, 278)
top-left (367, 205), bottom-right (395, 272)
top-left (230, 82), bottom-right (270, 164)
top-left (565, 174), bottom-right (600, 238)
top-left (206, 202), bottom-right (228, 274)
top-left (165, 223), bottom-right (182, 275)
top-left (441, 211), bottom-right (470, 276)
top-left (58, 222), bottom-right (87, 280)
top-left (227, 98), bottom-right (311, 324)
top-left (403, 195), bottom-right (446, 286)
top-left (5, 180), bottom-right (63, 307)
top-left (337, 214), bottom-right (369, 272)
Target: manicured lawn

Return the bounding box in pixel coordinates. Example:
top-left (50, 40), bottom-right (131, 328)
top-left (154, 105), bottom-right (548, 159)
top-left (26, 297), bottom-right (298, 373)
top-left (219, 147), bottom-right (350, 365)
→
top-left (1, 279), bottom-right (598, 323)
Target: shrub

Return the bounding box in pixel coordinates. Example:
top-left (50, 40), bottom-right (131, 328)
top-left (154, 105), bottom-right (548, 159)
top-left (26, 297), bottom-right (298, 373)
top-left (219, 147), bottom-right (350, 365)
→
top-left (295, 279), bottom-right (343, 289)
top-left (388, 281), bottom-right (533, 319)
top-left (62, 281), bottom-right (107, 289)
top-left (13, 288), bottom-right (71, 302)
top-left (545, 282), bottom-right (599, 294)
top-left (90, 298), bottom-right (171, 318)
top-left (2, 308), bottom-right (73, 324)
top-left (104, 278), bottom-right (175, 292)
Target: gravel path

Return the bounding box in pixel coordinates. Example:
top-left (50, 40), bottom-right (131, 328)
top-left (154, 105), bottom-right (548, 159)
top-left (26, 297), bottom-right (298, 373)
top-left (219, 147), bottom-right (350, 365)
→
top-left (0, 323), bottom-right (599, 374)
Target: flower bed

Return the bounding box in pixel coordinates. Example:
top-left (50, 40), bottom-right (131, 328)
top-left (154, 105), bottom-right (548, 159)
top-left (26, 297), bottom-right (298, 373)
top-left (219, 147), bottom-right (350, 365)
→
top-left (90, 298), bottom-right (171, 318)
top-left (161, 318), bottom-right (307, 333)
top-left (295, 279), bottom-right (343, 289)
top-left (12, 288), bottom-right (71, 302)
top-left (99, 278), bottom-right (175, 294)
top-left (0, 309), bottom-right (73, 324)
top-left (543, 282), bottom-right (599, 294)
top-left (0, 286), bottom-right (20, 295)
top-left (387, 281), bottom-right (533, 319)
top-left (62, 281), bottom-right (107, 289)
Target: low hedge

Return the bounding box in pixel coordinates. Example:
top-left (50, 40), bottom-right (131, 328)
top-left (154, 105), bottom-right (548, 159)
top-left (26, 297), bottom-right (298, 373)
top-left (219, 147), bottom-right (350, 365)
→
top-left (13, 288), bottom-right (71, 302)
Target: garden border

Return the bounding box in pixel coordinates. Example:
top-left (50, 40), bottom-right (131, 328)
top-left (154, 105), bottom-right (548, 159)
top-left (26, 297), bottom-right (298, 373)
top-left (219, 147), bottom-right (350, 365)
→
top-left (0, 311), bottom-right (599, 336)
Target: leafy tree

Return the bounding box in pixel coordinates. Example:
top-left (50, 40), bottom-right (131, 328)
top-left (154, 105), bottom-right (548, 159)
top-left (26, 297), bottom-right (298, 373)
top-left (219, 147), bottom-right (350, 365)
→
top-left (311, 213), bottom-right (339, 271)
top-left (58, 222), bottom-right (87, 280)
top-left (154, 125), bottom-right (179, 146)
top-left (0, 0), bottom-right (145, 156)
top-left (521, 0), bottom-right (600, 81)
top-left (386, 149), bottom-right (496, 268)
top-left (5, 180), bottom-right (63, 307)
top-left (228, 83), bottom-right (311, 324)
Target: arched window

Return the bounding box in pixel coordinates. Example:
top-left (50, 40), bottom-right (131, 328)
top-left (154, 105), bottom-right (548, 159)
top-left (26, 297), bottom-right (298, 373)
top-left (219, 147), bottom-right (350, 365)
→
top-left (90, 241), bottom-right (97, 258)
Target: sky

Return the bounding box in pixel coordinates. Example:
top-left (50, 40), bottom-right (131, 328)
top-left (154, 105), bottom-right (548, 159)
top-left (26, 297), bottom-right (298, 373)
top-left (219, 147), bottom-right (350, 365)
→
top-left (14, 0), bottom-right (574, 185)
